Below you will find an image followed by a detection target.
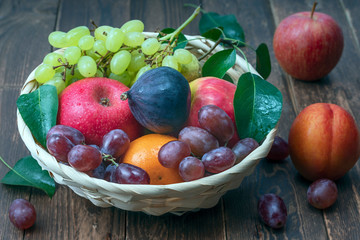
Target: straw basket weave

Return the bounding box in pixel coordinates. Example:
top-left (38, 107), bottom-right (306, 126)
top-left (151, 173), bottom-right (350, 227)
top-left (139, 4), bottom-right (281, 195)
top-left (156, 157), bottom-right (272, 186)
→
top-left (17, 33), bottom-right (277, 216)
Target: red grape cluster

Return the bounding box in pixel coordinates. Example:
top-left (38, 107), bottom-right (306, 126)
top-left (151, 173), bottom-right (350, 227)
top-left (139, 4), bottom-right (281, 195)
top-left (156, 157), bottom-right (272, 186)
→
top-left (46, 125), bottom-right (150, 184)
top-left (159, 105), bottom-right (259, 182)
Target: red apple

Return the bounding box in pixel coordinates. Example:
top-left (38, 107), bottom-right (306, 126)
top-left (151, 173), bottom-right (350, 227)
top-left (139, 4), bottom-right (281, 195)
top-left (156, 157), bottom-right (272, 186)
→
top-left (188, 77), bottom-right (239, 146)
top-left (58, 77), bottom-right (143, 146)
top-left (289, 103), bottom-right (360, 181)
top-left (273, 4), bottom-right (344, 81)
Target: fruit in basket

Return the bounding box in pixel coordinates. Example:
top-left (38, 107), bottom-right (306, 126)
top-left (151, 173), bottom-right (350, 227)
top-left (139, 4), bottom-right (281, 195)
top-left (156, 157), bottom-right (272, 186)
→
top-left (307, 178), bottom-right (338, 209)
top-left (58, 77), bottom-right (143, 146)
top-left (273, 3), bottom-right (344, 81)
top-left (8, 199), bottom-right (36, 230)
top-left (115, 163), bottom-right (150, 184)
top-left (179, 156), bottom-right (205, 181)
top-left (232, 138), bottom-right (259, 164)
top-left (122, 134), bottom-right (184, 185)
top-left (289, 103), bottom-right (360, 181)
top-left (201, 147), bottom-right (236, 173)
top-left (188, 77), bottom-right (239, 146)
top-left (258, 193), bottom-right (287, 229)
top-left (158, 140), bottom-right (191, 168)
top-left (120, 67), bottom-right (191, 134)
top-left (100, 129), bottom-right (130, 158)
top-left (68, 145), bottom-right (102, 172)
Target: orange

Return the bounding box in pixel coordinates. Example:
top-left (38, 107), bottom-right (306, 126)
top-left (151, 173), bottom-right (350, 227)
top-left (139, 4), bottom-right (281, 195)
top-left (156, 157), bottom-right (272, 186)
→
top-left (122, 134), bottom-right (184, 185)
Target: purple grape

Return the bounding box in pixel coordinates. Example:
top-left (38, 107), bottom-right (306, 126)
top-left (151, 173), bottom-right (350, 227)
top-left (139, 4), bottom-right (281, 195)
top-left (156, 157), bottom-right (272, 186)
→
top-left (158, 140), bottom-right (191, 168)
top-left (47, 124), bottom-right (85, 145)
top-left (198, 105), bottom-right (235, 143)
top-left (89, 162), bottom-right (106, 179)
top-left (100, 129), bottom-right (130, 158)
top-left (232, 138), bottom-right (259, 163)
top-left (178, 126), bottom-right (219, 157)
top-left (8, 199), bottom-right (36, 230)
top-left (46, 134), bottom-right (74, 162)
top-left (267, 136), bottom-right (289, 161)
top-left (307, 178), bottom-right (338, 209)
top-left (68, 145), bottom-right (102, 172)
top-left (104, 164), bottom-right (117, 182)
top-left (258, 193), bottom-right (287, 229)
top-left (179, 156), bottom-right (205, 181)
top-left (115, 163), bottom-right (150, 184)
top-left (201, 147), bottom-right (236, 173)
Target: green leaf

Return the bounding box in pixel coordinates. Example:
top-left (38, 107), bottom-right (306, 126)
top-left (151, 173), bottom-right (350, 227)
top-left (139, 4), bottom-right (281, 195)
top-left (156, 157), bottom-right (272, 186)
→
top-left (202, 49), bottom-right (236, 78)
top-left (234, 73), bottom-right (282, 142)
top-left (159, 28), bottom-right (188, 50)
top-left (1, 156), bottom-right (56, 198)
top-left (17, 85), bottom-right (58, 148)
top-left (201, 27), bottom-right (223, 42)
top-left (256, 43), bottom-right (271, 79)
top-left (222, 74), bottom-right (234, 83)
top-left (199, 12), bottom-right (245, 46)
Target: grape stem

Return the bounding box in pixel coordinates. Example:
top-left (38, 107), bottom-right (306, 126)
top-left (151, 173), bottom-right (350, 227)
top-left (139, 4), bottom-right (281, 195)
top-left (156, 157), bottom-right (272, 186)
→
top-left (159, 6), bottom-right (200, 42)
top-left (102, 154), bottom-right (118, 166)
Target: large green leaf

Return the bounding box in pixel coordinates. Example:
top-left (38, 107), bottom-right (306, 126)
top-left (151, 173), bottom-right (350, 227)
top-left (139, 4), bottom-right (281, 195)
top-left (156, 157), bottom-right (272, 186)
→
top-left (199, 12), bottom-right (245, 46)
top-left (202, 49), bottom-right (236, 78)
top-left (201, 27), bottom-right (223, 42)
top-left (234, 73), bottom-right (282, 142)
top-left (17, 85), bottom-right (58, 148)
top-left (1, 156), bottom-right (56, 197)
top-left (256, 43), bottom-right (271, 79)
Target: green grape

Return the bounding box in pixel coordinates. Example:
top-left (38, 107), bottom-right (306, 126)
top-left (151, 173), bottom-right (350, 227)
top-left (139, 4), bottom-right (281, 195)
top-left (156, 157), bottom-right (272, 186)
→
top-left (162, 55), bottom-right (179, 71)
top-left (55, 66), bottom-right (65, 74)
top-left (124, 32), bottom-right (144, 47)
top-left (93, 40), bottom-right (107, 57)
top-left (110, 50), bottom-right (131, 75)
top-left (77, 56), bottom-right (97, 77)
top-left (135, 65), bottom-right (152, 81)
top-left (106, 28), bottom-right (125, 52)
top-left (109, 72), bottom-right (131, 86)
top-left (141, 38), bottom-right (161, 55)
top-left (35, 64), bottom-right (56, 84)
top-left (48, 31), bottom-right (68, 48)
top-left (66, 26), bottom-right (90, 46)
top-left (78, 35), bottom-right (95, 50)
top-left (94, 25), bottom-right (113, 42)
top-left (43, 52), bottom-right (64, 67)
top-left (127, 50), bottom-right (146, 72)
top-left (120, 20), bottom-right (144, 33)
top-left (64, 46), bottom-right (81, 65)
top-left (159, 43), bottom-right (168, 51)
top-left (174, 49), bottom-right (192, 64)
top-left (95, 69), bottom-right (104, 77)
top-left (44, 75), bottom-right (66, 94)
top-left (86, 48), bottom-right (100, 59)
top-left (180, 53), bottom-right (201, 82)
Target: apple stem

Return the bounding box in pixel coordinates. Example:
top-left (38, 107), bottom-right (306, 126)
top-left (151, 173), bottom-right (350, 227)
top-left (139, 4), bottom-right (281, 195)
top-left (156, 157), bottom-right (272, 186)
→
top-left (311, 1), bottom-right (318, 19)
top-left (120, 92), bottom-right (128, 101)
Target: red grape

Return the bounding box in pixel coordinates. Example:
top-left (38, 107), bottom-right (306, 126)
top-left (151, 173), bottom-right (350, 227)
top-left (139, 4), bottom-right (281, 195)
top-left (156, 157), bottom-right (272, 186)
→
top-left (8, 199), bottom-right (36, 230)
top-left (46, 134), bottom-right (74, 162)
top-left (178, 126), bottom-right (219, 157)
top-left (68, 145), bottom-right (102, 172)
top-left (47, 124), bottom-right (85, 145)
top-left (307, 178), bottom-right (338, 209)
top-left (198, 105), bottom-right (234, 143)
top-left (258, 193), bottom-right (287, 229)
top-left (201, 147), bottom-right (236, 173)
top-left (101, 129), bottom-right (130, 158)
top-left (232, 138), bottom-right (259, 163)
top-left (115, 163), bottom-right (150, 184)
top-left (179, 156), bottom-right (205, 181)
top-left (158, 140), bottom-right (191, 168)
top-left (104, 164), bottom-right (117, 182)
top-left (267, 136), bottom-right (289, 161)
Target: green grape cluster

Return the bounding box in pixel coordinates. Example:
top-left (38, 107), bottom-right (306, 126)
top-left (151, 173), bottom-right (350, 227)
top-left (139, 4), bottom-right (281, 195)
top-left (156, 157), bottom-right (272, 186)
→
top-left (35, 19), bottom-right (201, 94)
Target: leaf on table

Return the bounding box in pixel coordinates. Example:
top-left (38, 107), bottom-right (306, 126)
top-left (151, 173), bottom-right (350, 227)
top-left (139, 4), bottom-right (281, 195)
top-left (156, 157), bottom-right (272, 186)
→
top-left (234, 73), bottom-right (283, 143)
top-left (1, 155), bottom-right (56, 198)
top-left (202, 49), bottom-right (236, 78)
top-left (159, 28), bottom-right (188, 50)
top-left (199, 12), bottom-right (245, 46)
top-left (256, 43), bottom-right (271, 79)
top-left (16, 85), bottom-right (58, 148)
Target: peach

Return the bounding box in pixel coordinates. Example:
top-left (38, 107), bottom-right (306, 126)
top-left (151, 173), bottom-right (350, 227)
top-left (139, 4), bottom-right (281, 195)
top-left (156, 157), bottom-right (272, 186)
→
top-left (289, 103), bottom-right (360, 181)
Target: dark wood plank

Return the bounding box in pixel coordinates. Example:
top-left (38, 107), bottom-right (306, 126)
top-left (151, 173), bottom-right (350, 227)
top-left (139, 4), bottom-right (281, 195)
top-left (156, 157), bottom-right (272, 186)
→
top-left (270, 0), bottom-right (360, 239)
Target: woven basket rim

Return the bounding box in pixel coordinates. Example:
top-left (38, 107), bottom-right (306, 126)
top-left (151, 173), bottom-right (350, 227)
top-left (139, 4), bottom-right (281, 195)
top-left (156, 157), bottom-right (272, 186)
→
top-left (16, 32), bottom-right (276, 206)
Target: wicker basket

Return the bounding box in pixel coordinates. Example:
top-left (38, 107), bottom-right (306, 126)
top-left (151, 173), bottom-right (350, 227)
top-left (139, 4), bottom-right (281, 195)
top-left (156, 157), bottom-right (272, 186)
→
top-left (17, 33), bottom-right (277, 216)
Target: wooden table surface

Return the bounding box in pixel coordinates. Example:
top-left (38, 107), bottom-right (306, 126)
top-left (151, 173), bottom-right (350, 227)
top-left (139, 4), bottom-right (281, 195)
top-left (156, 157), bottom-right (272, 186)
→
top-left (1, 0), bottom-right (360, 239)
